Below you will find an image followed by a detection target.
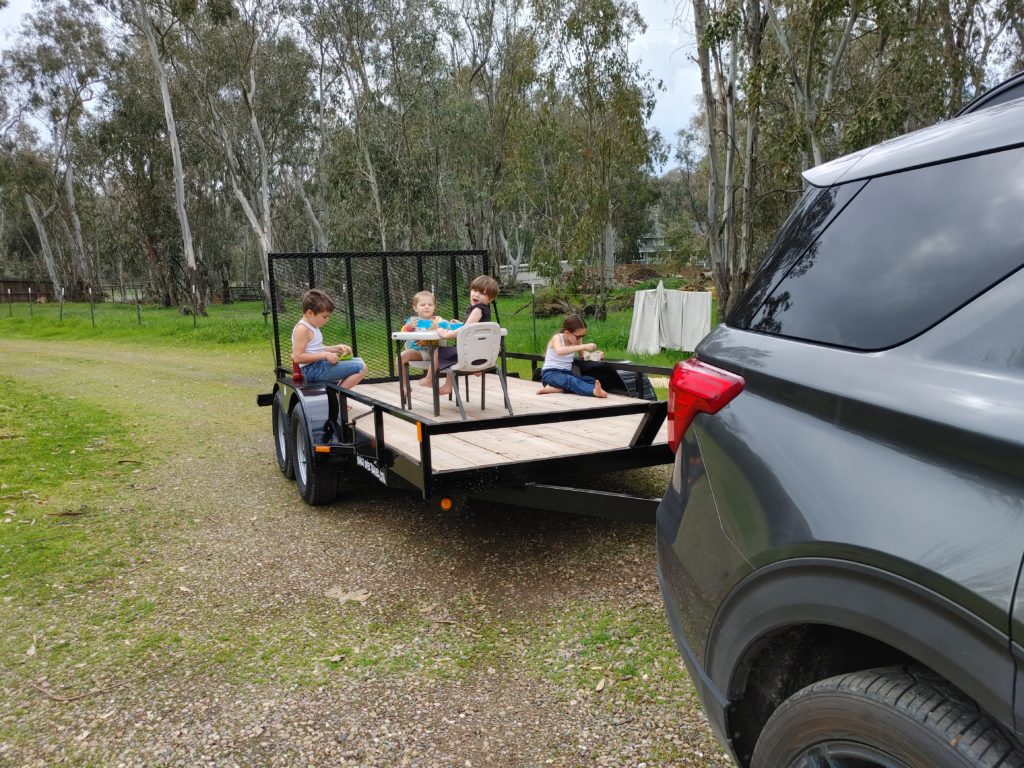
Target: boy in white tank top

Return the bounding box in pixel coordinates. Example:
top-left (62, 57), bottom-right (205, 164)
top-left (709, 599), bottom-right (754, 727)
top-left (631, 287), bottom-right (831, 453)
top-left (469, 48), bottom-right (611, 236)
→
top-left (291, 289), bottom-right (367, 388)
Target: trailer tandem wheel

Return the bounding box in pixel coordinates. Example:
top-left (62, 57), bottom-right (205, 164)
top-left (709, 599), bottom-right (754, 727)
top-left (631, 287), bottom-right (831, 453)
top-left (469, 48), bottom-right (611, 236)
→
top-left (292, 405), bottom-right (340, 505)
top-left (272, 391), bottom-right (294, 479)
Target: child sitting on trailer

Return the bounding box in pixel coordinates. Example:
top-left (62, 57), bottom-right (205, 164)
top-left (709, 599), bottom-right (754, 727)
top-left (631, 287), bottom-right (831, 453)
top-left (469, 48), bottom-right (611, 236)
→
top-left (291, 288), bottom-right (367, 388)
top-left (399, 290), bottom-right (461, 388)
top-left (536, 314), bottom-right (607, 398)
top-left (432, 275), bottom-right (500, 396)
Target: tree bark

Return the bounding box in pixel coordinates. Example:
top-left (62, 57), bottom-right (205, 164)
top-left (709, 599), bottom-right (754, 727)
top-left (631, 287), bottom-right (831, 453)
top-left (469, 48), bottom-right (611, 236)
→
top-left (25, 195), bottom-right (62, 298)
top-left (136, 0), bottom-right (205, 315)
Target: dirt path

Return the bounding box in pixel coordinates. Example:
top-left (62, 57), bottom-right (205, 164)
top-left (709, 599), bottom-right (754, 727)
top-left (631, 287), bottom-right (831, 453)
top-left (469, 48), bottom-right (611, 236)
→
top-left (0, 339), bottom-right (731, 768)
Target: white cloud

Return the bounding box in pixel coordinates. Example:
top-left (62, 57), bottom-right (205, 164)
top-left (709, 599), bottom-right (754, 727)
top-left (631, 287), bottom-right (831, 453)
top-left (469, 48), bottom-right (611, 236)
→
top-left (630, 0), bottom-right (702, 171)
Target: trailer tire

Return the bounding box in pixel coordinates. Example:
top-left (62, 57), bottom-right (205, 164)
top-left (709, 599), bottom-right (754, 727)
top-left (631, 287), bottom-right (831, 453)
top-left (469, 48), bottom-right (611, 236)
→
top-left (272, 391), bottom-right (294, 479)
top-left (292, 406), bottom-right (339, 505)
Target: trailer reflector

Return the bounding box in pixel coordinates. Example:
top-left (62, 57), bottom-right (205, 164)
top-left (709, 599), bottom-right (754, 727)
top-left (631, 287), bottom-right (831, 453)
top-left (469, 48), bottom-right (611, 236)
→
top-left (416, 422), bottom-right (423, 442)
top-left (439, 497), bottom-right (454, 511)
top-left (314, 445), bottom-right (331, 453)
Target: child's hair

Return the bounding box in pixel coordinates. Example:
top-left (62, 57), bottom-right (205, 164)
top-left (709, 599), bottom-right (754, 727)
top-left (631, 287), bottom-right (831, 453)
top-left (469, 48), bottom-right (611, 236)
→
top-left (469, 275), bottom-right (500, 300)
top-left (411, 290), bottom-right (435, 309)
top-left (562, 314), bottom-right (587, 334)
top-left (301, 288), bottom-right (335, 314)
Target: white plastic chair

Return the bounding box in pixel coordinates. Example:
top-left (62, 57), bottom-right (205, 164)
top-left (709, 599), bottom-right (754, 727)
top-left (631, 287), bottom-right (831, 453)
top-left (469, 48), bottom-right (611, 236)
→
top-left (438, 323), bottom-right (514, 420)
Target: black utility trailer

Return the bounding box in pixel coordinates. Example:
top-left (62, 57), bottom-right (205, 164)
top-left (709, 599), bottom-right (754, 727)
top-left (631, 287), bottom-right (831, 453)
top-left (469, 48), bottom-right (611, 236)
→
top-left (257, 251), bottom-right (674, 521)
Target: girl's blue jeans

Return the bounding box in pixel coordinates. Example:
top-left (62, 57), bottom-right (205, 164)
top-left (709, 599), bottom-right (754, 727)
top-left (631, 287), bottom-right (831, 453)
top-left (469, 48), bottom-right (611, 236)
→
top-left (541, 368), bottom-right (597, 396)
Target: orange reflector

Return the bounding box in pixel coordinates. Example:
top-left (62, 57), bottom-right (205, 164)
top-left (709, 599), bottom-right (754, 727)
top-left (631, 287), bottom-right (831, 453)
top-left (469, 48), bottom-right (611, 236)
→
top-left (314, 445), bottom-right (331, 453)
top-left (439, 497), bottom-right (454, 511)
top-left (416, 422), bottom-right (423, 442)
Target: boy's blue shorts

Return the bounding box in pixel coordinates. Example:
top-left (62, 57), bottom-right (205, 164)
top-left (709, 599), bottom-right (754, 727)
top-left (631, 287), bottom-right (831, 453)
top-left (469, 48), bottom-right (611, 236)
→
top-left (301, 358), bottom-right (366, 384)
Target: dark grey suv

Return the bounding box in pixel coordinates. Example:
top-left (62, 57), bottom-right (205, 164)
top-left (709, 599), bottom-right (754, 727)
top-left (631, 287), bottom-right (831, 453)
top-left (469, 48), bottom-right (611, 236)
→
top-left (657, 94), bottom-right (1024, 767)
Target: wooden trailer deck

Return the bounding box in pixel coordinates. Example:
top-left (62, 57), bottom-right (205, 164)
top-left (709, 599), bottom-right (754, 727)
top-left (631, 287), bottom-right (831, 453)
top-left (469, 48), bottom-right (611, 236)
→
top-left (344, 374), bottom-right (670, 472)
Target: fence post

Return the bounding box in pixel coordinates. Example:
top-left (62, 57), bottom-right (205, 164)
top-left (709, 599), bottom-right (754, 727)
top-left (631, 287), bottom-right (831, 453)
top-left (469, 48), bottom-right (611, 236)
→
top-left (136, 285), bottom-right (141, 325)
top-left (28, 286), bottom-right (32, 318)
top-left (6, 289), bottom-right (11, 317)
top-left (192, 284), bottom-right (197, 329)
top-left (532, 282), bottom-right (538, 352)
top-left (89, 287), bottom-right (95, 328)
top-left (60, 287), bottom-right (65, 322)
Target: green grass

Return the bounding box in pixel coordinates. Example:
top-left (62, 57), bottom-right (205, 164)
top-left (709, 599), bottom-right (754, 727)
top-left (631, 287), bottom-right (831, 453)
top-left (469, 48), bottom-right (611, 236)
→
top-left (522, 603), bottom-right (693, 706)
top-left (0, 377), bottom-right (145, 603)
top-left (0, 300), bottom-right (273, 348)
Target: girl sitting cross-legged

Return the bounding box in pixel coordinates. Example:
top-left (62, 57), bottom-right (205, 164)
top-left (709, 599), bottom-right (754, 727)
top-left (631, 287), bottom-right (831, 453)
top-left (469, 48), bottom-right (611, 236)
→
top-left (536, 314), bottom-right (607, 398)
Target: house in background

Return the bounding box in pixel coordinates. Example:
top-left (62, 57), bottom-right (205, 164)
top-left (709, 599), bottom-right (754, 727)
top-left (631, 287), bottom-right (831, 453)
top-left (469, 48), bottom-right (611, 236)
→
top-left (635, 216), bottom-right (672, 264)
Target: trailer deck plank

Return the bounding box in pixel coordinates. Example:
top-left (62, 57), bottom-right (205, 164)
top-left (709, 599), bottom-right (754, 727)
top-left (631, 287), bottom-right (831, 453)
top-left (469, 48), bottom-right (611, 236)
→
top-left (346, 376), bottom-right (668, 472)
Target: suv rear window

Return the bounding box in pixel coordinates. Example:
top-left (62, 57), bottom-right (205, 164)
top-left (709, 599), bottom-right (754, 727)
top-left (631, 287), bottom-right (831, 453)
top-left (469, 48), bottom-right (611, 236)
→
top-left (734, 146), bottom-right (1024, 350)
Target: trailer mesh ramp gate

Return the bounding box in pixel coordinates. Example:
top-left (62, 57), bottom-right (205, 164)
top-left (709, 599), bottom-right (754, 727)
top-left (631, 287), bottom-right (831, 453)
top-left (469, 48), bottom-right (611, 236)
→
top-left (268, 251), bottom-right (489, 381)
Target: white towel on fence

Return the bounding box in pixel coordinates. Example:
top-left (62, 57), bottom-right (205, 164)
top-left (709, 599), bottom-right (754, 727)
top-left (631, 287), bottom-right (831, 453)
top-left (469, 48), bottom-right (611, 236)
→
top-left (627, 282), bottom-right (663, 355)
top-left (627, 283), bottom-right (712, 354)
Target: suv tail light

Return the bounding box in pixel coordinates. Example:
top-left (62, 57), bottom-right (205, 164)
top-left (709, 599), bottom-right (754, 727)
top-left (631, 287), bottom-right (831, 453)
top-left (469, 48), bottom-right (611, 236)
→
top-left (667, 358), bottom-right (745, 452)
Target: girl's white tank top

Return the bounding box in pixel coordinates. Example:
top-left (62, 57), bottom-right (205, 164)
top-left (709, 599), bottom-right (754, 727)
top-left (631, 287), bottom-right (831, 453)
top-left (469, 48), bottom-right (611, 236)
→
top-left (542, 333), bottom-right (575, 371)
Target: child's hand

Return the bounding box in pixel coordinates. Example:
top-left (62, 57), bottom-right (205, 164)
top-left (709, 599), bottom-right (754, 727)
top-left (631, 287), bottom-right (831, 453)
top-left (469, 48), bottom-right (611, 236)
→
top-left (325, 351), bottom-right (340, 364)
top-left (584, 342), bottom-right (597, 352)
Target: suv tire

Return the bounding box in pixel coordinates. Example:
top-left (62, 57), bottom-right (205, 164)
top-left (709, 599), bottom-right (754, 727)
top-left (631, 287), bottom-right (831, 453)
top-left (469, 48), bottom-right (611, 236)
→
top-left (751, 665), bottom-right (1024, 768)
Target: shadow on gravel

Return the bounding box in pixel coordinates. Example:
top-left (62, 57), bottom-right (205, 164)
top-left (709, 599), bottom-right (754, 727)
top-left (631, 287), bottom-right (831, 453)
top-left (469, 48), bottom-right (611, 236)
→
top-left (296, 467), bottom-right (666, 614)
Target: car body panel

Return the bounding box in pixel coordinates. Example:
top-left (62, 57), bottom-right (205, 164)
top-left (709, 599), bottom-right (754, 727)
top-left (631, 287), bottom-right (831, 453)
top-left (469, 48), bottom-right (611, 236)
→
top-left (803, 98), bottom-right (1024, 187)
top-left (1015, 561), bottom-right (1024, 739)
top-left (657, 74), bottom-right (1024, 764)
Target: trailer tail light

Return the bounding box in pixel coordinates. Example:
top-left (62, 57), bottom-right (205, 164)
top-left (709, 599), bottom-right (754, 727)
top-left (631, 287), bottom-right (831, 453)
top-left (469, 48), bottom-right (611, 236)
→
top-left (667, 358), bottom-right (744, 452)
top-left (292, 361), bottom-right (304, 383)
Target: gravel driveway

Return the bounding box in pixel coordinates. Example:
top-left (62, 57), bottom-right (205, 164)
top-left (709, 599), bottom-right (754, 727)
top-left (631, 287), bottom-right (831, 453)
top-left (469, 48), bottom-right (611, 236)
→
top-left (0, 339), bottom-right (732, 767)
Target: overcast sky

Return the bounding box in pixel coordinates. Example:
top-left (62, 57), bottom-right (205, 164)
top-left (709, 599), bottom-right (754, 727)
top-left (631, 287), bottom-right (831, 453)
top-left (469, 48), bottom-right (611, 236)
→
top-left (0, 0), bottom-right (701, 171)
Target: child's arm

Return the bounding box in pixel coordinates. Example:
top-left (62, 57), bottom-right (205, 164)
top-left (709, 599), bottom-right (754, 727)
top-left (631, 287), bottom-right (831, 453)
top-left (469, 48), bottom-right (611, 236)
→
top-left (437, 308), bottom-right (480, 339)
top-left (550, 333), bottom-right (597, 356)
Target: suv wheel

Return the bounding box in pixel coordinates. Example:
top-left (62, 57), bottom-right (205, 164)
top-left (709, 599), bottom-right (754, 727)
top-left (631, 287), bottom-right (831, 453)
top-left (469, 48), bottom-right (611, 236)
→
top-left (751, 665), bottom-right (1024, 768)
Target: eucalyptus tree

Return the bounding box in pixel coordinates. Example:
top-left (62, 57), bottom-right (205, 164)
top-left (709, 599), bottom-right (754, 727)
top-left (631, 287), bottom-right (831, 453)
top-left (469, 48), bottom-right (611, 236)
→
top-left (195, 0), bottom-right (316, 293)
top-left (449, 0), bottom-right (542, 264)
top-left (688, 0), bottom-right (765, 314)
top-left (307, 0), bottom-right (391, 248)
top-left (6, 0), bottom-right (110, 299)
top-left (93, 47), bottom-right (184, 304)
top-left (119, 0), bottom-right (228, 312)
top-left (536, 0), bottom-right (659, 307)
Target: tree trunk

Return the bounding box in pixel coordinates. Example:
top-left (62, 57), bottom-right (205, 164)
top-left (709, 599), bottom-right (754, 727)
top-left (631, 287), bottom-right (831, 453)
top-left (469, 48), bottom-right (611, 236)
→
top-left (25, 195), bottom-right (63, 298)
top-left (136, 0), bottom-right (205, 316)
top-left (64, 163), bottom-right (98, 294)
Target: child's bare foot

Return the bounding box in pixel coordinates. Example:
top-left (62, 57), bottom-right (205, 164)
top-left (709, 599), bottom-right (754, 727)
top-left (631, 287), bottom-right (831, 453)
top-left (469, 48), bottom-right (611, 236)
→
top-left (593, 381), bottom-right (607, 398)
top-left (417, 377), bottom-right (433, 388)
top-left (536, 385), bottom-right (563, 395)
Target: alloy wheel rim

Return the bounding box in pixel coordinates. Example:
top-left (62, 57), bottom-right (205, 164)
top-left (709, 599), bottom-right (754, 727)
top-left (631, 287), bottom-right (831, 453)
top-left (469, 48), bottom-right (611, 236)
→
top-left (276, 410), bottom-right (287, 456)
top-left (789, 741), bottom-right (912, 768)
top-left (296, 432), bottom-right (308, 484)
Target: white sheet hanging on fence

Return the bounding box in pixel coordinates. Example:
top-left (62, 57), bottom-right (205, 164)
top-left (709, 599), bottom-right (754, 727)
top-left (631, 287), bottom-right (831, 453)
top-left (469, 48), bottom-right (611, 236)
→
top-left (627, 282), bottom-right (712, 354)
